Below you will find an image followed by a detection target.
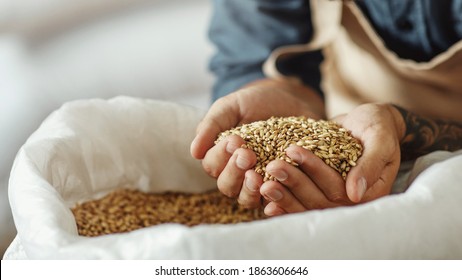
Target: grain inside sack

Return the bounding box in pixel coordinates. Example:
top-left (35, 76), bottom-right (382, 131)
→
top-left (216, 116), bottom-right (363, 180)
top-left (72, 189), bottom-right (266, 237)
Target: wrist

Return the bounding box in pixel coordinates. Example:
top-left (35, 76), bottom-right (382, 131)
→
top-left (389, 104), bottom-right (407, 143)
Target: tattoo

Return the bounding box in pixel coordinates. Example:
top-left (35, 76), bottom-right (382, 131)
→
top-left (393, 105), bottom-right (462, 161)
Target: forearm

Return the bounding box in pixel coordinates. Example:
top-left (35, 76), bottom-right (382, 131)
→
top-left (393, 105), bottom-right (462, 161)
top-left (208, 0), bottom-right (316, 100)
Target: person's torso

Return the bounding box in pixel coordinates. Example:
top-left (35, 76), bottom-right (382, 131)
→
top-left (319, 0), bottom-right (462, 120)
top-left (357, 0), bottom-right (462, 62)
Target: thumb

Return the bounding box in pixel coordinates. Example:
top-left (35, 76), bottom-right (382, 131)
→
top-left (190, 98), bottom-right (240, 159)
top-left (344, 145), bottom-right (389, 203)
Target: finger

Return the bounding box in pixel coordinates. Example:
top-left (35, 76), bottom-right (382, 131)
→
top-left (285, 145), bottom-right (348, 203)
top-left (260, 180), bottom-right (307, 215)
top-left (265, 160), bottom-right (341, 210)
top-left (191, 97), bottom-right (239, 159)
top-left (345, 130), bottom-right (400, 203)
top-left (237, 170), bottom-right (264, 209)
top-left (201, 135), bottom-right (245, 178)
top-left (217, 147), bottom-right (257, 198)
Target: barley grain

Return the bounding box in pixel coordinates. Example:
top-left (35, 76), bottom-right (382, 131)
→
top-left (71, 188), bottom-right (266, 237)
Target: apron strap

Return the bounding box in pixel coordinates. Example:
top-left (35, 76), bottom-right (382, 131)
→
top-left (263, 0), bottom-right (342, 79)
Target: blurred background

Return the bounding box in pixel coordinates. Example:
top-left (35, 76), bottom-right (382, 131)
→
top-left (0, 0), bottom-right (213, 256)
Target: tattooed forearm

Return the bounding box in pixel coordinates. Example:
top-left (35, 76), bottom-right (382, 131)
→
top-left (393, 105), bottom-right (462, 161)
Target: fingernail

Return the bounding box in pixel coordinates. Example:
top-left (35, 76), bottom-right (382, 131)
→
top-left (190, 137), bottom-right (198, 156)
top-left (236, 155), bottom-right (251, 170)
top-left (357, 177), bottom-right (367, 201)
top-left (286, 147), bottom-right (302, 163)
top-left (191, 136), bottom-right (197, 148)
top-left (264, 204), bottom-right (285, 216)
top-left (245, 177), bottom-right (258, 192)
top-left (226, 141), bottom-right (239, 154)
top-left (269, 169), bottom-right (288, 182)
top-left (265, 189), bottom-right (283, 202)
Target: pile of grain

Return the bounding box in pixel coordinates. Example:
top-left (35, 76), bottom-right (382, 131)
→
top-left (216, 116), bottom-right (363, 180)
top-left (71, 188), bottom-right (266, 237)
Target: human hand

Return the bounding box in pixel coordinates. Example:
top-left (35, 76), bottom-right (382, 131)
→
top-left (190, 78), bottom-right (325, 208)
top-left (260, 103), bottom-right (406, 216)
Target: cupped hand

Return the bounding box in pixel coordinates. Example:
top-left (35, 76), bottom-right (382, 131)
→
top-left (190, 78), bottom-right (325, 208)
top-left (261, 103), bottom-right (406, 216)
top-left (260, 145), bottom-right (349, 216)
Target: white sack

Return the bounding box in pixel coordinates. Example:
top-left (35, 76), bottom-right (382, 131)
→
top-left (5, 96), bottom-right (462, 259)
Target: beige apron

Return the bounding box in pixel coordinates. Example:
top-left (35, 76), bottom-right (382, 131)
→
top-left (264, 0), bottom-right (462, 121)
